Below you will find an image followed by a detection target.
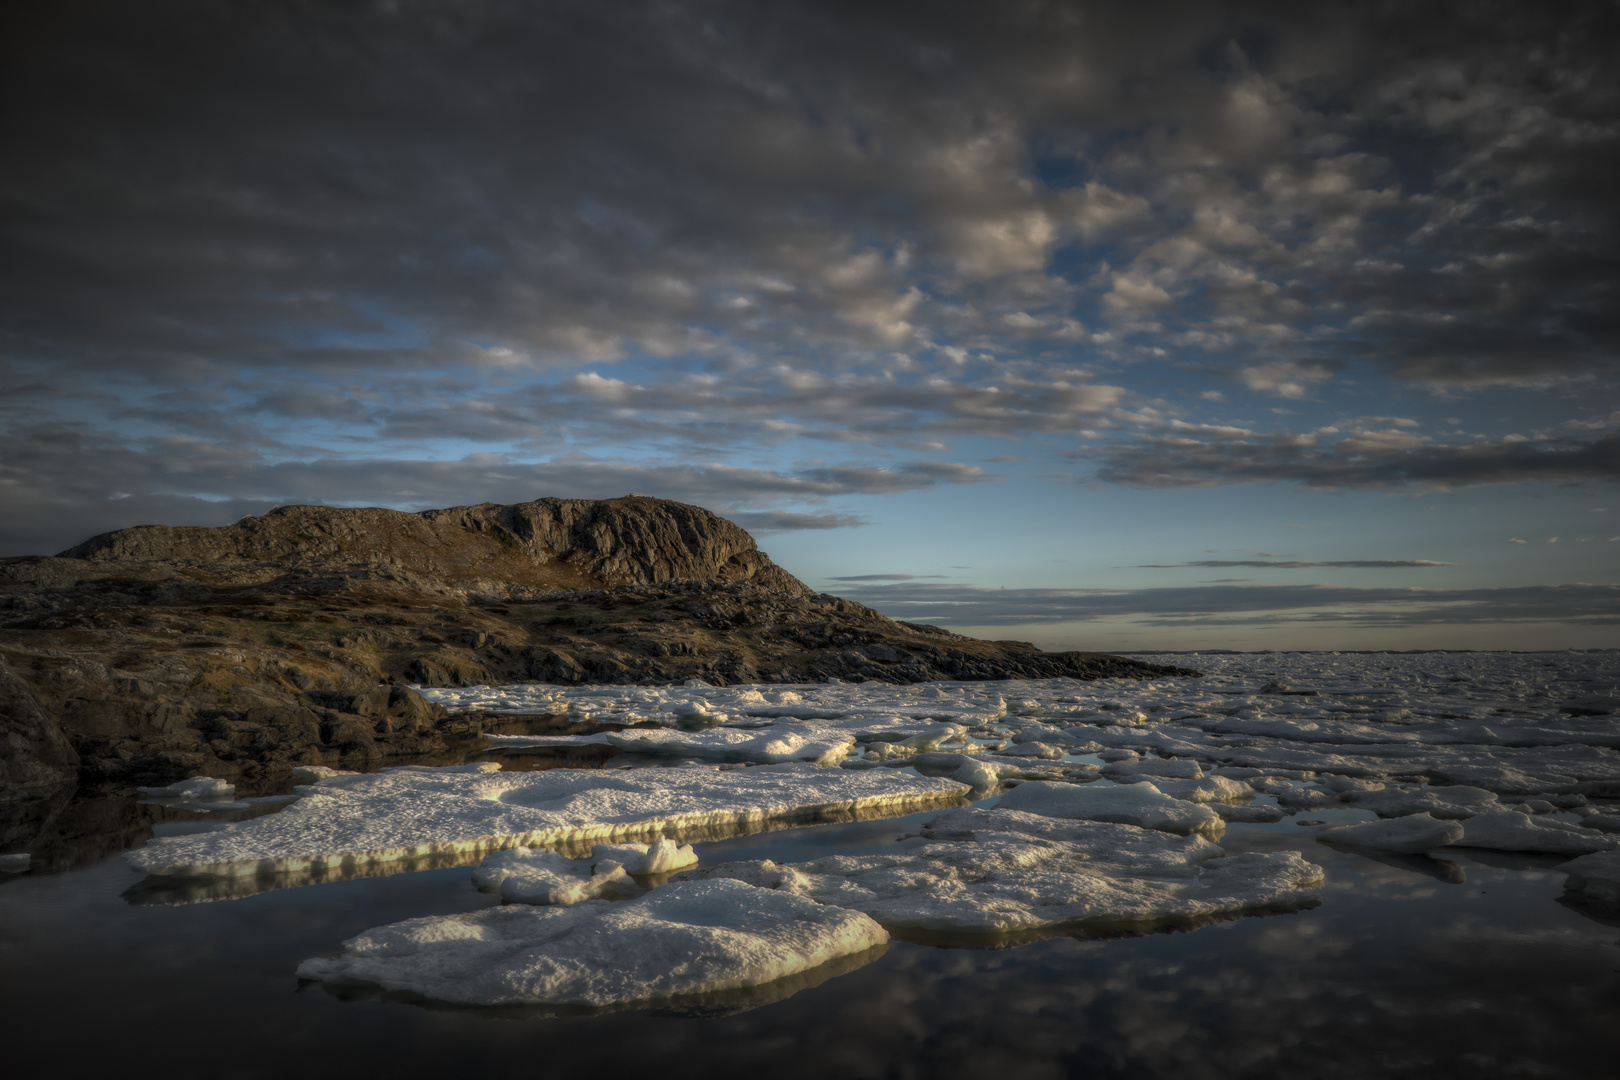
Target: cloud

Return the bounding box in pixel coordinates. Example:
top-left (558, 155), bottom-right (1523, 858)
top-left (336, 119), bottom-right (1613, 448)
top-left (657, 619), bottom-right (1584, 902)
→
top-left (1137, 560), bottom-right (1455, 569)
top-left (1236, 362), bottom-right (1333, 399)
top-left (834, 581), bottom-right (1620, 628)
top-left (0, 422), bottom-right (981, 555)
top-left (827, 573), bottom-right (949, 582)
top-left (1, 1), bottom-right (1617, 529)
top-left (724, 511), bottom-right (866, 534)
top-left (1091, 432), bottom-right (1620, 490)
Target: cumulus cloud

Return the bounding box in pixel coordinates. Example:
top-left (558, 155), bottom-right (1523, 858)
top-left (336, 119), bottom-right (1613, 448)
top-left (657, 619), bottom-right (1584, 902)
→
top-left (1091, 431), bottom-right (1620, 490)
top-left (0, 422), bottom-right (981, 555)
top-left (1236, 362), bottom-right (1333, 399)
top-left (1, 1), bottom-right (1617, 537)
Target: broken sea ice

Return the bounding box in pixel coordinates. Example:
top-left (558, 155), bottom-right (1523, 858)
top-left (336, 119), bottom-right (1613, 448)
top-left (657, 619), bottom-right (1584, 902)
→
top-left (296, 878), bottom-right (888, 1008)
top-left (124, 761), bottom-right (969, 879)
top-left (680, 806), bottom-right (1321, 937)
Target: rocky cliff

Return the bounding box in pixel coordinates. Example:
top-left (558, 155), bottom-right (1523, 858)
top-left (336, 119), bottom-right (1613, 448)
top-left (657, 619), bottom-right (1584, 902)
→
top-left (0, 495), bottom-right (1196, 798)
top-left (60, 495), bottom-right (807, 594)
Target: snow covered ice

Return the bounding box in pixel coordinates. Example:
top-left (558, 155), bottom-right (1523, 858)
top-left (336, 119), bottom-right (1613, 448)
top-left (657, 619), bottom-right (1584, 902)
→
top-left (296, 878), bottom-right (888, 1008)
top-left (471, 849), bottom-right (633, 905)
top-left (678, 805), bottom-right (1321, 936)
top-left (472, 839), bottom-right (698, 904)
top-left (1318, 813), bottom-right (1464, 854)
top-left (124, 761), bottom-right (969, 878)
top-left (1559, 850), bottom-right (1620, 905)
top-left (486, 725), bottom-right (856, 765)
top-left (997, 780), bottom-right (1225, 837)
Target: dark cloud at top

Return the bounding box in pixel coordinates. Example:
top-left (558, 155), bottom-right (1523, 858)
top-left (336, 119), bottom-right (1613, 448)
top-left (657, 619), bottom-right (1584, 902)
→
top-left (1, 1), bottom-right (1618, 552)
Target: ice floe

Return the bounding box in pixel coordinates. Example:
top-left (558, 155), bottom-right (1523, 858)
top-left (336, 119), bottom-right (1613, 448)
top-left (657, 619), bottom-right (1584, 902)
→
top-left (470, 838), bottom-right (698, 905)
top-left (486, 726), bottom-right (854, 765)
top-left (1318, 813), bottom-right (1464, 854)
top-left (296, 878), bottom-right (888, 1008)
top-left (124, 762), bottom-right (969, 878)
top-left (1456, 811), bottom-right (1617, 856)
top-left (680, 805), bottom-right (1320, 937)
top-left (136, 776), bottom-right (235, 800)
top-left (997, 780), bottom-right (1224, 837)
top-left (0, 853), bottom-right (29, 872)
top-left (472, 849), bottom-right (632, 905)
top-left (1559, 850), bottom-right (1620, 904)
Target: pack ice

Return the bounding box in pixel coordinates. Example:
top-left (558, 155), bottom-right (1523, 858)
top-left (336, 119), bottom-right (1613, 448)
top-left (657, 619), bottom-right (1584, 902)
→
top-left (124, 762), bottom-right (969, 879)
top-left (486, 725), bottom-right (856, 766)
top-left (680, 805), bottom-right (1321, 936)
top-left (428, 654), bottom-right (1620, 859)
top-left (296, 878), bottom-right (888, 1008)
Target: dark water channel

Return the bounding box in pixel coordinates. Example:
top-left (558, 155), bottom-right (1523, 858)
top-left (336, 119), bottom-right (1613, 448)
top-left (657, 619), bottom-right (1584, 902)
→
top-left (3, 761), bottom-right (1618, 1079)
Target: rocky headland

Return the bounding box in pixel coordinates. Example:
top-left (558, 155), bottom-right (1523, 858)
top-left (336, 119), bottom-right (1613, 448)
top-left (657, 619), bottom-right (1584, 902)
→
top-left (0, 496), bottom-right (1195, 800)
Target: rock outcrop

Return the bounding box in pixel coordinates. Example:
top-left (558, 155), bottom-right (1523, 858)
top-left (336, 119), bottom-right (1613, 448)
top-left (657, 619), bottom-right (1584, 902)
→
top-left (59, 496), bottom-right (807, 595)
top-left (0, 495), bottom-right (1196, 795)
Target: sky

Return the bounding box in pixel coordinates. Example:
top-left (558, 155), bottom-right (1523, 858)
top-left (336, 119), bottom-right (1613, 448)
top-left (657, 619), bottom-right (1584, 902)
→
top-left (2, 0), bottom-right (1617, 651)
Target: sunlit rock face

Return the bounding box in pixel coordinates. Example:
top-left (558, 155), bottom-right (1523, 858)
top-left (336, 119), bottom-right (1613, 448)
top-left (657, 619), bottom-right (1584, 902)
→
top-left (59, 495), bottom-right (808, 595)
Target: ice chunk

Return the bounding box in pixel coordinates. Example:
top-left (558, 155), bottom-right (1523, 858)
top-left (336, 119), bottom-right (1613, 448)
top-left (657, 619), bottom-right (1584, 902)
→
top-left (905, 752), bottom-right (1056, 789)
top-left (952, 756), bottom-right (1007, 789)
top-left (290, 766), bottom-right (360, 782)
top-left (592, 838), bottom-right (698, 875)
top-left (994, 741), bottom-right (1065, 759)
top-left (137, 776), bottom-right (235, 800)
top-left (996, 780), bottom-right (1223, 837)
top-left (1315, 774), bottom-right (1385, 795)
top-left (489, 725), bottom-right (855, 766)
top-left (295, 879), bottom-right (888, 1008)
top-left (682, 807), bottom-right (1318, 936)
top-left (1101, 758), bottom-right (1202, 781)
top-left (1139, 775), bottom-right (1253, 804)
top-left (1344, 785), bottom-right (1500, 820)
top-left (1580, 813), bottom-right (1620, 834)
top-left (1457, 811), bottom-right (1618, 856)
top-left (124, 762), bottom-right (969, 879)
top-left (1214, 803), bottom-right (1287, 824)
top-left (471, 848), bottom-right (632, 905)
top-left (164, 794), bottom-right (300, 814)
top-left (1318, 813), bottom-right (1464, 854)
top-left (0, 853), bottom-right (29, 872)
top-left (1558, 850), bottom-right (1620, 904)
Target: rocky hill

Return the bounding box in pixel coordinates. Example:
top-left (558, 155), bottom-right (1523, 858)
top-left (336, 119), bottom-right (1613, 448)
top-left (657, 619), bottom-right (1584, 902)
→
top-left (58, 496), bottom-right (807, 594)
top-left (0, 495), bottom-right (1196, 798)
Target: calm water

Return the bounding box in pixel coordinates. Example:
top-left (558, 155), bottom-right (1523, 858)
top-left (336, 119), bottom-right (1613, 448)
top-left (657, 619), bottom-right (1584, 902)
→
top-left (4, 654), bottom-right (1619, 1079)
